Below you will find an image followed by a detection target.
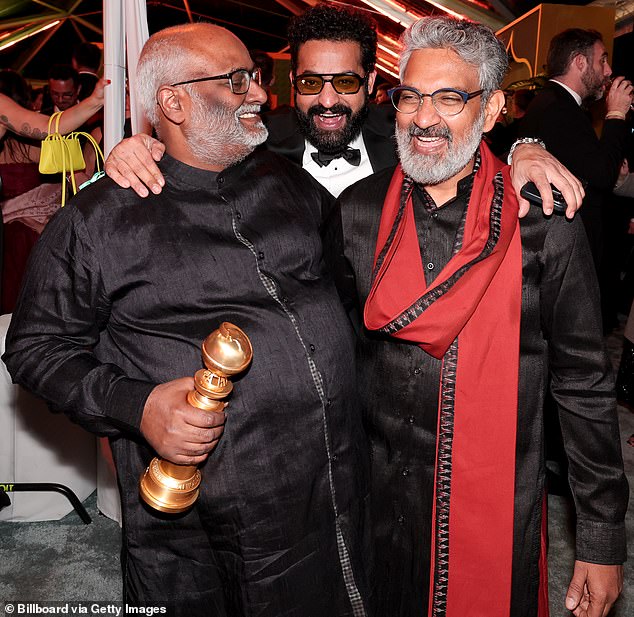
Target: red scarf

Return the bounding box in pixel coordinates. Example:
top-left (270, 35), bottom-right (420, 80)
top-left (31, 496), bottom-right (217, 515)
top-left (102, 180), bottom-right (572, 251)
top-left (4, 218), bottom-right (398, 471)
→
top-left (364, 143), bottom-right (547, 617)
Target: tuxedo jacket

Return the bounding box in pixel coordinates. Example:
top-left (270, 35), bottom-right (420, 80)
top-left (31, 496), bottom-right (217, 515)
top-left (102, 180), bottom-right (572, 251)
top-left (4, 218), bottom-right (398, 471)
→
top-left (262, 104), bottom-right (398, 173)
top-left (518, 82), bottom-right (630, 262)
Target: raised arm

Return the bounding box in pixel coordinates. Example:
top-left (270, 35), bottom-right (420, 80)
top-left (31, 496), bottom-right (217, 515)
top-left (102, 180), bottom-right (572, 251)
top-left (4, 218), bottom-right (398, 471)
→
top-left (0, 78), bottom-right (107, 139)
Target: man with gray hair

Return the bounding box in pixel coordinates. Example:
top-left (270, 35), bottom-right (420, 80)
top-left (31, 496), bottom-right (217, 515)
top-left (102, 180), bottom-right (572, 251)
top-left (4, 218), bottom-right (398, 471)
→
top-left (336, 16), bottom-right (628, 617)
top-left (3, 23), bottom-right (371, 617)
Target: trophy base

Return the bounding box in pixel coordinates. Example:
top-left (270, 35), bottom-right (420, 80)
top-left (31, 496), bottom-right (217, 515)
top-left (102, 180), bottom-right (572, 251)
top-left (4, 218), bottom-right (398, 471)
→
top-left (139, 458), bottom-right (201, 514)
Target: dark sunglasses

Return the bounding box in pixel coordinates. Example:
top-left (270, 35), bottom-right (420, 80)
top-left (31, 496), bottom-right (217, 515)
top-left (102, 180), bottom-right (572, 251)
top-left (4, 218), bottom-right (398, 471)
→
top-left (171, 68), bottom-right (262, 95)
top-left (293, 72), bottom-right (367, 95)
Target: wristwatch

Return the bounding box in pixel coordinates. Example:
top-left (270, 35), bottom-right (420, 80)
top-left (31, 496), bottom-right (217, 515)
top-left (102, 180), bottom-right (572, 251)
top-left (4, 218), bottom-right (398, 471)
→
top-left (507, 137), bottom-right (546, 165)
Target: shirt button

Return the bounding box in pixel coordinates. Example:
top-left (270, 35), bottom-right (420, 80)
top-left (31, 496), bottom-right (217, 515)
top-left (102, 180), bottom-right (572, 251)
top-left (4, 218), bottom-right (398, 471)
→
top-left (218, 177), bottom-right (224, 186)
top-left (236, 211), bottom-right (242, 220)
top-left (408, 416), bottom-right (415, 424)
top-left (402, 468), bottom-right (410, 477)
top-left (326, 398), bottom-right (332, 407)
top-left (413, 367), bottom-right (421, 375)
top-left (397, 515), bottom-right (405, 525)
top-left (309, 344), bottom-right (316, 353)
top-left (258, 251), bottom-right (264, 260)
top-left (426, 262), bottom-right (434, 270)
top-left (432, 212), bottom-right (438, 219)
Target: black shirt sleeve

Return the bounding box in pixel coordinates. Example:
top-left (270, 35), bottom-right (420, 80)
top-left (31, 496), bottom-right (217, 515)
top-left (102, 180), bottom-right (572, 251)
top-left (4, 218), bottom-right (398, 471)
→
top-left (2, 204), bottom-right (155, 437)
top-left (540, 214), bottom-right (629, 563)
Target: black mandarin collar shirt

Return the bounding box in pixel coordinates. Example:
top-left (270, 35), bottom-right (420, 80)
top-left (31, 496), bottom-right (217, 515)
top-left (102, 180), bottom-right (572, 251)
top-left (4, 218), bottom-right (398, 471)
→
top-left (412, 167), bottom-right (474, 286)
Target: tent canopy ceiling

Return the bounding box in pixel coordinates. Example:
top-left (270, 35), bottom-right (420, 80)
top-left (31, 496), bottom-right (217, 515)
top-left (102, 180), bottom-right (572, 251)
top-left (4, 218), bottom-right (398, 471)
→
top-left (1, 0), bottom-right (632, 81)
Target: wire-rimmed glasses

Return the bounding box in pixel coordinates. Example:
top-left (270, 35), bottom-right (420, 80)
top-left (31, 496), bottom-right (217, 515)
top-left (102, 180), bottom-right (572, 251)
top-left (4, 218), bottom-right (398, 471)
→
top-left (171, 68), bottom-right (262, 95)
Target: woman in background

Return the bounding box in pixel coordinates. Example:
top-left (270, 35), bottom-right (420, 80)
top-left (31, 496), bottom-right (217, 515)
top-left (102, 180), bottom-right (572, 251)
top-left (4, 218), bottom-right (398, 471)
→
top-left (0, 69), bottom-right (105, 312)
top-left (0, 70), bottom-right (105, 140)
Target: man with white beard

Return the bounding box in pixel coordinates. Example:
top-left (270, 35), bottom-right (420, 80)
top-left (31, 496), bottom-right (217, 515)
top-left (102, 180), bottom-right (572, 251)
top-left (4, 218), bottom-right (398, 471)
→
top-left (335, 16), bottom-right (628, 617)
top-left (3, 24), bottom-right (371, 617)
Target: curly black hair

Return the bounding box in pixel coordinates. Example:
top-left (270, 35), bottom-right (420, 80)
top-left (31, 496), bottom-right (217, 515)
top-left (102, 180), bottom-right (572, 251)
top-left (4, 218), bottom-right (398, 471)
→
top-left (288, 3), bottom-right (377, 75)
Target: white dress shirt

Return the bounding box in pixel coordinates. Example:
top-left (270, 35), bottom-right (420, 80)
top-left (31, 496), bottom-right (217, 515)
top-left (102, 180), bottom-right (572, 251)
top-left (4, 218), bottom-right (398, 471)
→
top-left (549, 79), bottom-right (583, 106)
top-left (302, 133), bottom-right (375, 197)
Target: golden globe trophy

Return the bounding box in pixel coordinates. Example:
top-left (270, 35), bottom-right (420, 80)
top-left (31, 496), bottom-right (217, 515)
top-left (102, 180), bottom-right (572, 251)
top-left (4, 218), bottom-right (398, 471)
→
top-left (139, 322), bottom-right (252, 514)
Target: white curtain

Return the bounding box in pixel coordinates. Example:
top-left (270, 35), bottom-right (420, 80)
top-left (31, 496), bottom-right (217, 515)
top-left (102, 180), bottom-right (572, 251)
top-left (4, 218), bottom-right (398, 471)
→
top-left (125, 0), bottom-right (150, 136)
top-left (103, 0), bottom-right (150, 157)
top-left (99, 0), bottom-right (151, 524)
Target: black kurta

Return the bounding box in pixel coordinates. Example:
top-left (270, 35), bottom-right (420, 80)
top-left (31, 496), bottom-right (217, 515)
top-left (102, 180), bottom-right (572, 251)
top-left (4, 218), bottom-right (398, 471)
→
top-left (337, 163), bottom-right (628, 617)
top-left (4, 151), bottom-right (371, 617)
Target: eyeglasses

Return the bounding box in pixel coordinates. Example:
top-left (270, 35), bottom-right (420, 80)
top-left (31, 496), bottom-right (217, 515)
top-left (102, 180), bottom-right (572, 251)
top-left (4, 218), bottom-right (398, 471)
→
top-left (388, 86), bottom-right (484, 116)
top-left (293, 72), bottom-right (367, 95)
top-left (171, 68), bottom-right (262, 95)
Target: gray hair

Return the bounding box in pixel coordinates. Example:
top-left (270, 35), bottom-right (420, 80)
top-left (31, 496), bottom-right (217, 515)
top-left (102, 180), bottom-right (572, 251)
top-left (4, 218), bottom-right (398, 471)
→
top-left (400, 17), bottom-right (508, 97)
top-left (136, 23), bottom-right (219, 128)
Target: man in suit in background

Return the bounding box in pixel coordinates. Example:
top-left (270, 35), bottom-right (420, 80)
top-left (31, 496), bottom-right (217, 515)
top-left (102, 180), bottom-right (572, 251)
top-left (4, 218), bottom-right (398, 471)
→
top-left (519, 29), bottom-right (633, 486)
top-left (519, 28), bottom-right (633, 270)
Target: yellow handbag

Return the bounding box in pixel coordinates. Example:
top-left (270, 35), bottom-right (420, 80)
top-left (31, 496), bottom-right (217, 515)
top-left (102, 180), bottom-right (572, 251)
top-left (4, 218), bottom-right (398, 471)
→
top-left (38, 111), bottom-right (105, 206)
top-left (39, 111), bottom-right (86, 174)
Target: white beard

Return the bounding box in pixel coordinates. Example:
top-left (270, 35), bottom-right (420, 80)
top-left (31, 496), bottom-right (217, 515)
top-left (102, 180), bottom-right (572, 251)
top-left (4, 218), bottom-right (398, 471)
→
top-left (184, 92), bottom-right (268, 168)
top-left (396, 108), bottom-right (486, 185)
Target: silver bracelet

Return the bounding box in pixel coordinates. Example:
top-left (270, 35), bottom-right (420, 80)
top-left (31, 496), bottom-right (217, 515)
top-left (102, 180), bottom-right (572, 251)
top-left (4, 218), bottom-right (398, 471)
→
top-left (507, 137), bottom-right (546, 165)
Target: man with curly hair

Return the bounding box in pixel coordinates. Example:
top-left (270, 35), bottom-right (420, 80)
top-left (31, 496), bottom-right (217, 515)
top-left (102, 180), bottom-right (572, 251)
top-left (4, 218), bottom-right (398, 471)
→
top-left (263, 3), bottom-right (396, 197)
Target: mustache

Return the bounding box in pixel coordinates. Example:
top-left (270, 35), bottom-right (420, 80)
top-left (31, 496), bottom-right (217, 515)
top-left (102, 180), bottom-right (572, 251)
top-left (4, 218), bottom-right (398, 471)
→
top-left (408, 125), bottom-right (451, 139)
top-left (236, 104), bottom-right (262, 116)
top-left (308, 103), bottom-right (352, 118)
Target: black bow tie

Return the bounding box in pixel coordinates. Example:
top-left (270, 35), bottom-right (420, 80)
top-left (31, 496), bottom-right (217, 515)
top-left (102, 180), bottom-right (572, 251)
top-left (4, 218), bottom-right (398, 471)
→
top-left (311, 148), bottom-right (361, 167)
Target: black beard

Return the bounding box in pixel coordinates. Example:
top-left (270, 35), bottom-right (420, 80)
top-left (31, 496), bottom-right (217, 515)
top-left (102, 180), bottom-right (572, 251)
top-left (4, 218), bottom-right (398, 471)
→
top-left (295, 100), bottom-right (369, 154)
top-left (581, 67), bottom-right (607, 103)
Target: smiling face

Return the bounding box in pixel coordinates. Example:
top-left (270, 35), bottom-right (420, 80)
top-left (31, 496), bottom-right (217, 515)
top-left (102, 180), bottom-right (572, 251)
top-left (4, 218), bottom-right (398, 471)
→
top-left (395, 47), bottom-right (503, 192)
top-left (177, 31), bottom-right (269, 169)
top-left (292, 39), bottom-right (376, 153)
